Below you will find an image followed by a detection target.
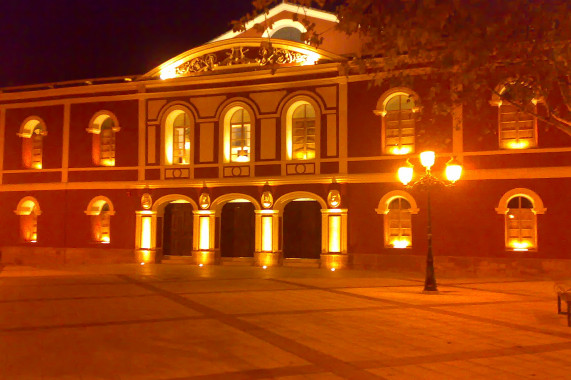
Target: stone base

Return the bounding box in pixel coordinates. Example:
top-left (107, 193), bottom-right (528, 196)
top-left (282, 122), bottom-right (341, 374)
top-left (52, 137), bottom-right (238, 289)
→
top-left (135, 249), bottom-right (156, 264)
top-left (0, 246), bottom-right (135, 266)
top-left (254, 251), bottom-right (282, 267)
top-left (321, 253), bottom-right (349, 270)
top-left (192, 250), bottom-right (219, 265)
top-left (352, 253), bottom-right (571, 279)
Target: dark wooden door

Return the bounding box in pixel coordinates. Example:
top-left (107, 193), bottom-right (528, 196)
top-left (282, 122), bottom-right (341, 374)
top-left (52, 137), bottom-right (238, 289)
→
top-left (163, 203), bottom-right (193, 256)
top-left (283, 201), bottom-right (321, 259)
top-left (220, 202), bottom-right (255, 257)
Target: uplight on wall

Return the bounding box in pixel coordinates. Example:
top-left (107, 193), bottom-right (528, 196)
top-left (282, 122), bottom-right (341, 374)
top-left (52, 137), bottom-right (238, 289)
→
top-left (391, 239), bottom-right (411, 249)
top-left (199, 216), bottom-right (210, 250)
top-left (390, 146), bottom-right (412, 155)
top-left (262, 216), bottom-right (273, 252)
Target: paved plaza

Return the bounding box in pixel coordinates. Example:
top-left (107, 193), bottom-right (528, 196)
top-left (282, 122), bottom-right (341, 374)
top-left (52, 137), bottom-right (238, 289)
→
top-left (0, 263), bottom-right (570, 379)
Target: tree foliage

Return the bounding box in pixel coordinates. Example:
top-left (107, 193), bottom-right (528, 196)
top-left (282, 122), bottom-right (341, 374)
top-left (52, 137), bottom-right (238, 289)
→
top-left (237, 0), bottom-right (571, 134)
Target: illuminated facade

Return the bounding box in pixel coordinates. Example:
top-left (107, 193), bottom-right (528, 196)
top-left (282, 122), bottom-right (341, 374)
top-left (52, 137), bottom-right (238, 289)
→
top-left (0, 3), bottom-right (570, 275)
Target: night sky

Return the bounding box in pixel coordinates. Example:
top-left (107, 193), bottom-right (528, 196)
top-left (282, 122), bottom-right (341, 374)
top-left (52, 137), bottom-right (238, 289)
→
top-left (0, 0), bottom-right (254, 87)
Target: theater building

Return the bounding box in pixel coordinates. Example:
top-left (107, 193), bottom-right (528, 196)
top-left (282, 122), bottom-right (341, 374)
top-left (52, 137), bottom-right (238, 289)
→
top-left (1, 3), bottom-right (570, 276)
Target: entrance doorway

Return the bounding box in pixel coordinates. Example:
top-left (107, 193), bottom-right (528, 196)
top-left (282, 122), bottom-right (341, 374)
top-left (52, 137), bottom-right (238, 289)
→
top-left (163, 203), bottom-right (193, 256)
top-left (220, 202), bottom-right (255, 258)
top-left (283, 200), bottom-right (321, 259)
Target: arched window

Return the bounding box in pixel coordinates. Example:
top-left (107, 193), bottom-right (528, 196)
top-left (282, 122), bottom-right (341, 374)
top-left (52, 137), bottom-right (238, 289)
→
top-left (15, 197), bottom-right (41, 242)
top-left (284, 98), bottom-right (320, 161)
top-left (87, 112), bottom-right (120, 166)
top-left (85, 197), bottom-right (115, 244)
top-left (375, 90), bottom-right (419, 155)
top-left (491, 82), bottom-right (538, 149)
top-left (18, 118), bottom-right (47, 169)
top-left (496, 188), bottom-right (545, 251)
top-left (263, 19), bottom-right (307, 43)
top-left (228, 107), bottom-right (252, 162)
top-left (376, 191), bottom-right (419, 249)
top-left (291, 103), bottom-right (316, 160)
top-left (164, 109), bottom-right (193, 165)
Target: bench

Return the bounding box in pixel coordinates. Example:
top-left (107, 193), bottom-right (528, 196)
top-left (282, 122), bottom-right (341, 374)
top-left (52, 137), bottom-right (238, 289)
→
top-left (555, 283), bottom-right (571, 327)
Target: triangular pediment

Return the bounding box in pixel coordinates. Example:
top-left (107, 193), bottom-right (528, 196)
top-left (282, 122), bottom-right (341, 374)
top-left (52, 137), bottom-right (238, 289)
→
top-left (143, 38), bottom-right (345, 80)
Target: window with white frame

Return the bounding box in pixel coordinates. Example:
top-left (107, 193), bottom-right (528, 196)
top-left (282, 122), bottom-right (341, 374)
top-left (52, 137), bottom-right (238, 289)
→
top-left (384, 93), bottom-right (416, 155)
top-left (229, 108), bottom-right (251, 162)
top-left (172, 112), bottom-right (191, 164)
top-left (87, 112), bottom-right (120, 166)
top-left (493, 83), bottom-right (538, 150)
top-left (292, 103), bottom-right (316, 160)
top-left (18, 118), bottom-right (46, 169)
top-left (385, 197), bottom-right (412, 248)
top-left (506, 196), bottom-right (536, 251)
top-left (15, 197), bottom-right (41, 242)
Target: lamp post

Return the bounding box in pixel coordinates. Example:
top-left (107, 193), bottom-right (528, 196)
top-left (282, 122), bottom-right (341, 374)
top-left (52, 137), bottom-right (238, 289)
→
top-left (397, 151), bottom-right (462, 292)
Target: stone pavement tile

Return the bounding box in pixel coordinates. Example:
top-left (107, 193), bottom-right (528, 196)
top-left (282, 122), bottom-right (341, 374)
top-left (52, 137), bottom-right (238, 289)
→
top-left (239, 308), bottom-right (566, 364)
top-left (342, 286), bottom-right (530, 306)
top-left (184, 289), bottom-right (391, 315)
top-left (0, 295), bottom-right (201, 330)
top-left (152, 278), bottom-right (302, 295)
top-left (433, 302), bottom-right (571, 334)
top-left (443, 281), bottom-right (556, 299)
top-left (276, 372), bottom-right (346, 380)
top-left (0, 281), bottom-right (151, 302)
top-left (0, 319), bottom-right (309, 379)
top-left (277, 277), bottom-right (421, 290)
top-left (469, 354), bottom-right (570, 379)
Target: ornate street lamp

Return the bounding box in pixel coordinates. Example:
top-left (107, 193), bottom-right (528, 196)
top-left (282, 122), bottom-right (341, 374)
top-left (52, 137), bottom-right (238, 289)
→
top-left (397, 151), bottom-right (462, 292)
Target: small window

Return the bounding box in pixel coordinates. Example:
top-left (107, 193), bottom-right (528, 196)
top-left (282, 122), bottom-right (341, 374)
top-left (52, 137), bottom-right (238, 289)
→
top-left (271, 27), bottom-right (303, 42)
top-left (506, 196), bottom-right (536, 251)
top-left (19, 118), bottom-right (46, 169)
top-left (88, 113), bottom-right (119, 166)
top-left (172, 112), bottom-right (191, 165)
top-left (292, 103), bottom-right (316, 160)
top-left (230, 108), bottom-right (251, 162)
top-left (384, 94), bottom-right (415, 155)
top-left (385, 197), bottom-right (412, 248)
top-left (494, 83), bottom-right (538, 149)
top-left (86, 197), bottom-right (115, 244)
top-left (15, 197), bottom-right (41, 242)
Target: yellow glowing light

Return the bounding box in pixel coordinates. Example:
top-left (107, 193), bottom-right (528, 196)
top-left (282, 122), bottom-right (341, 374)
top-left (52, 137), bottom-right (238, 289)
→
top-left (398, 165), bottom-right (414, 185)
top-left (139, 250), bottom-right (152, 263)
top-left (509, 214), bottom-right (515, 219)
top-left (101, 235), bottom-right (110, 244)
top-left (140, 217), bottom-right (152, 249)
top-left (262, 216), bottom-right (273, 252)
top-left (160, 67), bottom-right (177, 80)
top-left (512, 241), bottom-right (530, 251)
top-left (233, 153), bottom-right (250, 162)
top-left (390, 146), bottom-right (412, 155)
top-left (32, 162), bottom-right (42, 169)
top-left (101, 158), bottom-right (115, 167)
top-left (420, 151), bottom-right (436, 169)
top-left (328, 215), bottom-right (341, 253)
top-left (263, 265), bottom-right (267, 269)
top-left (302, 51), bottom-right (321, 66)
top-left (331, 268), bottom-right (336, 272)
top-left (199, 217), bottom-right (210, 250)
top-left (445, 159), bottom-right (462, 183)
top-left (391, 239), bottom-right (411, 249)
top-left (507, 141), bottom-right (530, 149)
top-left (140, 262), bottom-right (145, 266)
top-left (199, 263), bottom-right (204, 267)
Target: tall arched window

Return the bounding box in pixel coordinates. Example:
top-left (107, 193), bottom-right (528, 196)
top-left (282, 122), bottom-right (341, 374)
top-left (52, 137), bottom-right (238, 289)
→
top-left (376, 191), bottom-right (419, 249)
top-left (85, 196), bottom-right (115, 244)
top-left (375, 90), bottom-right (419, 155)
top-left (15, 197), bottom-right (41, 242)
top-left (491, 82), bottom-right (538, 149)
top-left (18, 118), bottom-right (47, 169)
top-left (87, 112), bottom-right (120, 166)
top-left (291, 103), bottom-right (316, 160)
top-left (229, 107), bottom-right (251, 162)
top-left (496, 188), bottom-right (545, 251)
top-left (164, 109), bottom-right (193, 165)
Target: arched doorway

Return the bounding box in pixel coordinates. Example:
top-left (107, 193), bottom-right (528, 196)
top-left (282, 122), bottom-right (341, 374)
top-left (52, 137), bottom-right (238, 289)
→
top-left (220, 201), bottom-right (255, 258)
top-left (283, 200), bottom-right (322, 259)
top-left (163, 202), bottom-right (193, 256)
